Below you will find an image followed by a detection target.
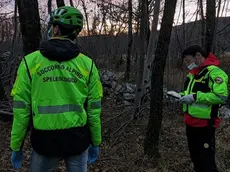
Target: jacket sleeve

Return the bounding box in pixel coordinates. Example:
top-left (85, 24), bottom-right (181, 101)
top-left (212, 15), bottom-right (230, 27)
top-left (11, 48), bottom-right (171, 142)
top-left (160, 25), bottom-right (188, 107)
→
top-left (179, 92), bottom-right (185, 96)
top-left (86, 62), bottom-right (103, 146)
top-left (10, 59), bottom-right (31, 151)
top-left (196, 68), bottom-right (229, 105)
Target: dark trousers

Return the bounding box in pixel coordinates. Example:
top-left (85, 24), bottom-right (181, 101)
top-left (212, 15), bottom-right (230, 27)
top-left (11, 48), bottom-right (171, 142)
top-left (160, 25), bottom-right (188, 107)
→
top-left (186, 126), bottom-right (218, 172)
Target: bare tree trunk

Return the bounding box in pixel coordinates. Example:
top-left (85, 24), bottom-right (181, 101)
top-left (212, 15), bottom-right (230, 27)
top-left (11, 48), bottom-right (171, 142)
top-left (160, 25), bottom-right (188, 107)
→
top-left (221, 0), bottom-right (227, 17)
top-left (199, 0), bottom-right (205, 48)
top-left (100, 9), bottom-right (107, 34)
top-left (48, 0), bottom-right (52, 14)
top-left (182, 0), bottom-right (186, 47)
top-left (56, 0), bottom-right (65, 7)
top-left (213, 0), bottom-right (221, 53)
top-left (217, 0), bottom-right (222, 19)
top-left (0, 25), bottom-right (4, 42)
top-left (0, 76), bottom-right (6, 101)
top-left (206, 0), bottom-right (216, 53)
top-left (11, 1), bottom-right (18, 52)
top-left (135, 0), bottom-right (141, 35)
top-left (125, 0), bottom-right (133, 80)
top-left (134, 0), bottom-right (148, 114)
top-left (69, 0), bottom-right (74, 7)
top-left (146, 1), bottom-right (150, 47)
top-left (80, 0), bottom-right (90, 36)
top-left (9, 0), bottom-right (19, 85)
top-left (18, 0), bottom-right (41, 55)
top-left (144, 0), bottom-right (177, 160)
top-left (142, 0), bottom-right (161, 97)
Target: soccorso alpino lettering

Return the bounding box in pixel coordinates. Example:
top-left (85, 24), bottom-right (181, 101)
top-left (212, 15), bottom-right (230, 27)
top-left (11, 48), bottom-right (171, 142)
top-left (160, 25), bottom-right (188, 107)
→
top-left (37, 64), bottom-right (65, 76)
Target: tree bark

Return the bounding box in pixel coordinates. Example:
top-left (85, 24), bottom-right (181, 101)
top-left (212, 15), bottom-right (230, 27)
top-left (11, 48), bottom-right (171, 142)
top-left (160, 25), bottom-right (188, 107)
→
top-left (142, 0), bottom-right (161, 97)
top-left (125, 0), bottom-right (133, 80)
top-left (56, 0), bottom-right (65, 7)
top-left (134, 0), bottom-right (148, 115)
top-left (213, 0), bottom-right (221, 53)
top-left (0, 24), bottom-right (4, 42)
top-left (69, 0), bottom-right (74, 7)
top-left (199, 0), bottom-right (205, 48)
top-left (17, 0), bottom-right (41, 55)
top-left (80, 0), bottom-right (90, 36)
top-left (144, 0), bottom-right (177, 159)
top-left (11, 0), bottom-right (18, 52)
top-left (182, 0), bottom-right (186, 47)
top-left (205, 0), bottom-right (216, 53)
top-left (9, 0), bottom-right (19, 85)
top-left (48, 0), bottom-right (52, 14)
top-left (135, 0), bottom-right (141, 35)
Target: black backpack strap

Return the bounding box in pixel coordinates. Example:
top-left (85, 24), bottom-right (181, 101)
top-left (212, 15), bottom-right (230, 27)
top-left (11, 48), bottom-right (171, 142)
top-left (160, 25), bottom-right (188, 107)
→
top-left (205, 67), bottom-right (220, 127)
top-left (23, 57), bottom-right (32, 82)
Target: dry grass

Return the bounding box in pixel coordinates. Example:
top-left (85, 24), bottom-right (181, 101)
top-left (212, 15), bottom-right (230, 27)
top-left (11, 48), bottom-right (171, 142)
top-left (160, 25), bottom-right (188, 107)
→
top-left (1, 99), bottom-right (230, 172)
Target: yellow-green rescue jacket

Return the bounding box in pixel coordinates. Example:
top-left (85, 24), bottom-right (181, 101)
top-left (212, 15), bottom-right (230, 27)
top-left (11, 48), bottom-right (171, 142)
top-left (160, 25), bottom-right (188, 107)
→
top-left (10, 39), bottom-right (103, 157)
top-left (181, 65), bottom-right (228, 120)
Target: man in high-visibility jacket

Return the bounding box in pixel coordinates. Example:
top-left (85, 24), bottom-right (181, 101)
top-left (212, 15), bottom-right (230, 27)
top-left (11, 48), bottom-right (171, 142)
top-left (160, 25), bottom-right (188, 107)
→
top-left (168, 45), bottom-right (228, 172)
top-left (10, 6), bottom-right (103, 172)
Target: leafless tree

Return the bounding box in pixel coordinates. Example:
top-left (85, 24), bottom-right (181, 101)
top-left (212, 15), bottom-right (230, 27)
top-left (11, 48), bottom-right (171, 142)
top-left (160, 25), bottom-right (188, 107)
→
top-left (125, 0), bottom-right (133, 80)
top-left (48, 0), bottom-right (52, 14)
top-left (142, 0), bottom-right (161, 100)
top-left (69, 0), bottom-right (74, 7)
top-left (56, 0), bottom-right (65, 7)
top-left (80, 0), bottom-right (90, 36)
top-left (206, 0), bottom-right (216, 53)
top-left (198, 0), bottom-right (205, 47)
top-left (17, 0), bottom-right (41, 55)
top-left (144, 0), bottom-right (177, 159)
top-left (134, 0), bottom-right (148, 115)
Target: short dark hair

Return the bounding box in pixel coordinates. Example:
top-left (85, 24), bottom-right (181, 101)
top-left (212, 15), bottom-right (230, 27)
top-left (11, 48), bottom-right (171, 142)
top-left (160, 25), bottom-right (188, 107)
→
top-left (182, 45), bottom-right (208, 58)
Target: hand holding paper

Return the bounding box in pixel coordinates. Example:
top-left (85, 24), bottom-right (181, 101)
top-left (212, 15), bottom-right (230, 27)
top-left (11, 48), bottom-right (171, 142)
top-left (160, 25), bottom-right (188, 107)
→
top-left (167, 91), bottom-right (182, 99)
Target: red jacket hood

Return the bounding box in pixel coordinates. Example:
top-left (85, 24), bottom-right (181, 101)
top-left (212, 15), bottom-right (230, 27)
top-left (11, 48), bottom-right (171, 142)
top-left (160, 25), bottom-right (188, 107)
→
top-left (190, 52), bottom-right (220, 74)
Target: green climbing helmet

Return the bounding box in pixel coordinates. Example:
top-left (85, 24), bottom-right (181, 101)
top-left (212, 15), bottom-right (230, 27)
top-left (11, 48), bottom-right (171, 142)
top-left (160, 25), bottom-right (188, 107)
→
top-left (49, 6), bottom-right (83, 30)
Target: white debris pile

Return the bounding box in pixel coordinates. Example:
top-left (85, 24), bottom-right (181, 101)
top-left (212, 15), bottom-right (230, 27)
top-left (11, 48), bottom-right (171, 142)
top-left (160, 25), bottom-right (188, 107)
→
top-left (219, 106), bottom-right (230, 119)
top-left (99, 70), bottom-right (174, 105)
top-left (100, 70), bottom-right (136, 105)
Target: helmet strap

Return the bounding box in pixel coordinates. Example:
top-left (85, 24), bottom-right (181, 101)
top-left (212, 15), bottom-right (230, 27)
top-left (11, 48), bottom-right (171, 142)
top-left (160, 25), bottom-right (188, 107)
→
top-left (47, 25), bottom-right (54, 40)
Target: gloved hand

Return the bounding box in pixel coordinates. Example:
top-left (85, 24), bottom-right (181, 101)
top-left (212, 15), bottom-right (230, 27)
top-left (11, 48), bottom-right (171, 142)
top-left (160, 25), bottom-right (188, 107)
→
top-left (167, 91), bottom-right (182, 99)
top-left (179, 94), bottom-right (195, 104)
top-left (11, 151), bottom-right (23, 169)
top-left (88, 145), bottom-right (99, 164)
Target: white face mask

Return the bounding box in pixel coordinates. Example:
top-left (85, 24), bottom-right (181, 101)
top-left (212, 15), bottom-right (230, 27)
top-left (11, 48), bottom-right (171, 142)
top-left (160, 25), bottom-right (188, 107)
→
top-left (187, 62), bottom-right (198, 70)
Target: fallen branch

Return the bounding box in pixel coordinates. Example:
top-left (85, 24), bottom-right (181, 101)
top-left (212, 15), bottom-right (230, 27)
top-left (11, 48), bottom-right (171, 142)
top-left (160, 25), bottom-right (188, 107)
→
top-left (113, 107), bottom-right (150, 137)
top-left (102, 107), bottom-right (133, 124)
top-left (217, 23), bottom-right (230, 34)
top-left (0, 169), bottom-right (19, 172)
top-left (109, 129), bottom-right (147, 155)
top-left (0, 110), bottom-right (13, 116)
top-left (112, 118), bottom-right (133, 136)
top-left (135, 107), bottom-right (150, 118)
top-left (0, 110), bottom-right (13, 122)
top-left (99, 158), bottom-right (121, 161)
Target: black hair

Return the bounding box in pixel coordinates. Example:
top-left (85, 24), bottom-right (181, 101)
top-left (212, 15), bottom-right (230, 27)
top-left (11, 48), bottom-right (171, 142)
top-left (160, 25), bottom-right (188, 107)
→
top-left (182, 45), bottom-right (208, 58)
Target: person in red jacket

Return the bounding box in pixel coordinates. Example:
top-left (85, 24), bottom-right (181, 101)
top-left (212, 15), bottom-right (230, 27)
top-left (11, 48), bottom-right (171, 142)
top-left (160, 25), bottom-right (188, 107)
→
top-left (168, 45), bottom-right (228, 172)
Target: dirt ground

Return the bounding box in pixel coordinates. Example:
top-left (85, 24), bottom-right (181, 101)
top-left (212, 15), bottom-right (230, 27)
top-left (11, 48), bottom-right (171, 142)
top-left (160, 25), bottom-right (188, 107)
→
top-left (1, 98), bottom-right (230, 172)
